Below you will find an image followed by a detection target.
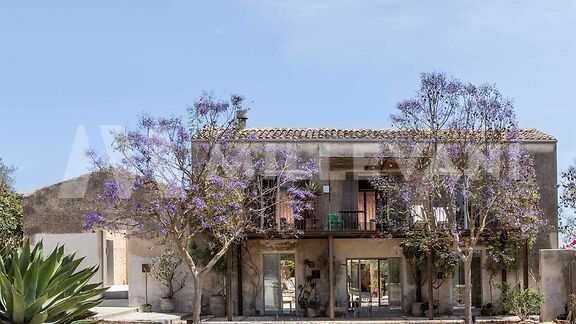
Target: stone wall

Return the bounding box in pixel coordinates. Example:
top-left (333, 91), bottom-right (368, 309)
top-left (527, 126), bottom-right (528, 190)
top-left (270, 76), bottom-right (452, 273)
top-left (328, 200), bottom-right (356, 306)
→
top-left (540, 249), bottom-right (576, 321)
top-left (22, 171), bottom-right (128, 287)
top-left (127, 237), bottom-right (226, 313)
top-left (22, 170), bottom-right (126, 235)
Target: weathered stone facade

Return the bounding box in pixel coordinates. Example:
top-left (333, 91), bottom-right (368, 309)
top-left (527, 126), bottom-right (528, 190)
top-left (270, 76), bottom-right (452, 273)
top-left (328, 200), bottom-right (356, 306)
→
top-left (21, 127), bottom-right (560, 318)
top-left (23, 171), bottom-right (128, 286)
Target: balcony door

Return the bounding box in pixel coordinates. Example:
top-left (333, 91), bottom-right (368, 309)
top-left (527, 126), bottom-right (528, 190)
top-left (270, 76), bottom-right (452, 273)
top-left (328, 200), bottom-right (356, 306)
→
top-left (358, 180), bottom-right (386, 230)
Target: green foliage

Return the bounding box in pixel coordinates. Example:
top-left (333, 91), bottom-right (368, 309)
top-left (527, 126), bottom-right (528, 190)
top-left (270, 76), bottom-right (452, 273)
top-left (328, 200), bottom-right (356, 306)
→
top-left (188, 241), bottom-right (226, 275)
top-left (0, 240), bottom-right (107, 324)
top-left (304, 182), bottom-right (322, 197)
top-left (481, 303), bottom-right (498, 316)
top-left (570, 293), bottom-right (576, 313)
top-left (297, 279), bottom-right (318, 309)
top-left (0, 158), bottom-right (16, 191)
top-left (484, 231), bottom-right (523, 274)
top-left (0, 182), bottom-right (23, 250)
top-left (498, 283), bottom-right (543, 321)
top-left (400, 230), bottom-right (457, 278)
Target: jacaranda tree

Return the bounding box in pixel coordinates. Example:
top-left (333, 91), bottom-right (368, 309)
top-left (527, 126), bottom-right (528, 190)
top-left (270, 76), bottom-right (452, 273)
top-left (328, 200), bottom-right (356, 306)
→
top-left (560, 162), bottom-right (576, 248)
top-left (379, 72), bottom-right (544, 323)
top-left (84, 93), bottom-right (317, 323)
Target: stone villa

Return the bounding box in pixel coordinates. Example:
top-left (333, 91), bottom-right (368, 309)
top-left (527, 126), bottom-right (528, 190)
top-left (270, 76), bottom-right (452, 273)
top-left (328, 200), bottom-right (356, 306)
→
top-left (23, 119), bottom-right (567, 321)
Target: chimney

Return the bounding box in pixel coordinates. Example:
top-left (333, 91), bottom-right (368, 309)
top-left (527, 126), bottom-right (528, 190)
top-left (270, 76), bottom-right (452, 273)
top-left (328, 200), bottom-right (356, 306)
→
top-left (236, 109), bottom-right (248, 130)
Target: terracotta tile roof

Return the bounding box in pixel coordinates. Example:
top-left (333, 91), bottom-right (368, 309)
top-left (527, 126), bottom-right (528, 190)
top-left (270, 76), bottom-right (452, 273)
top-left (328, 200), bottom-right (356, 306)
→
top-left (234, 128), bottom-right (556, 142)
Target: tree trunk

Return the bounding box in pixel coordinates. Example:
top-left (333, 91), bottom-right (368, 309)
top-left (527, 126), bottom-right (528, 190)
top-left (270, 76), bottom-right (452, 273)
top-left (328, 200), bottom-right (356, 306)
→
top-left (463, 258), bottom-right (473, 324)
top-left (192, 275), bottom-right (203, 324)
top-left (416, 267), bottom-right (422, 302)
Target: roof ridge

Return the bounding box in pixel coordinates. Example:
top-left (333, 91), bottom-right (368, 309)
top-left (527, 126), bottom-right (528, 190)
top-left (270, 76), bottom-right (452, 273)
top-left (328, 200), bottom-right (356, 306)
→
top-left (236, 127), bottom-right (555, 142)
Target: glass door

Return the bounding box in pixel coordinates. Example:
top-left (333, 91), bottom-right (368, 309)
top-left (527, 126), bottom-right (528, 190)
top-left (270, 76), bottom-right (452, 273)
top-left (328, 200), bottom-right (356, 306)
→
top-left (387, 258), bottom-right (402, 308)
top-left (347, 258), bottom-right (402, 311)
top-left (263, 253), bottom-right (296, 315)
top-left (452, 251), bottom-right (482, 308)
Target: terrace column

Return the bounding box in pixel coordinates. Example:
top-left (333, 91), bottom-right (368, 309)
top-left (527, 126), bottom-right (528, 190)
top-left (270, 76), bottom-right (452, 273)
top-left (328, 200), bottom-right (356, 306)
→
top-left (227, 248), bottom-right (233, 321)
top-left (523, 238), bottom-right (529, 289)
top-left (237, 243), bottom-right (243, 316)
top-left (328, 235), bottom-right (335, 320)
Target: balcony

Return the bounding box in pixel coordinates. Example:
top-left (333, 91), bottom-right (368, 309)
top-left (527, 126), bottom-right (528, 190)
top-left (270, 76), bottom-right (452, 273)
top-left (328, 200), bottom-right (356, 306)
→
top-left (250, 210), bottom-right (407, 237)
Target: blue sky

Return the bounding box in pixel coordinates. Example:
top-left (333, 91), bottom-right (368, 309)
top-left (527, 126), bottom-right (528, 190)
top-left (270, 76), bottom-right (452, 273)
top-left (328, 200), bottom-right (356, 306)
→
top-left (0, 0), bottom-right (575, 193)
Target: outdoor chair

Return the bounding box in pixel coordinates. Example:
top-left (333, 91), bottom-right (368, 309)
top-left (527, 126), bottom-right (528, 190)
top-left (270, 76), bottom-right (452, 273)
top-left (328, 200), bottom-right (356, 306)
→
top-left (368, 218), bottom-right (377, 231)
top-left (327, 213), bottom-right (344, 230)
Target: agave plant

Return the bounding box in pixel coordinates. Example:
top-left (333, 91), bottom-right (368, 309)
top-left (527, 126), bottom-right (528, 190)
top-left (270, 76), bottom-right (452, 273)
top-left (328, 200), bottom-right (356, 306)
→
top-left (0, 240), bottom-right (108, 324)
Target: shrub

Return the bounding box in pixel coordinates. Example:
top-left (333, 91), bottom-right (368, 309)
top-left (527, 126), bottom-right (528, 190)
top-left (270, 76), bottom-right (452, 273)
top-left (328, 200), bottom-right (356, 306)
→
top-left (0, 240), bottom-right (107, 324)
top-left (499, 283), bottom-right (543, 321)
top-left (481, 303), bottom-right (498, 316)
top-left (151, 249), bottom-right (187, 298)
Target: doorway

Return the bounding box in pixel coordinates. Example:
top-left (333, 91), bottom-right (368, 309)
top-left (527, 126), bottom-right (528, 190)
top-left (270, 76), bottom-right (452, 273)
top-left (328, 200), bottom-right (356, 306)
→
top-left (263, 253), bottom-right (296, 315)
top-left (453, 251), bottom-right (483, 308)
top-left (346, 258), bottom-right (402, 311)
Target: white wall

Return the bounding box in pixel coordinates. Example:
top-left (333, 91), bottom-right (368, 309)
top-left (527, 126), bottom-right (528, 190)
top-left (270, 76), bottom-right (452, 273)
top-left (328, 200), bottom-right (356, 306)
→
top-left (128, 237), bottom-right (192, 312)
top-left (29, 232), bottom-right (104, 284)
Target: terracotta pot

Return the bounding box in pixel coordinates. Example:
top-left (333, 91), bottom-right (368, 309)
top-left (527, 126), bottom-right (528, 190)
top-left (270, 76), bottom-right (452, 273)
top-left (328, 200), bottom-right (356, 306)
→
top-left (159, 297), bottom-right (175, 313)
top-left (209, 295), bottom-right (226, 316)
top-left (412, 302), bottom-right (423, 317)
top-left (306, 308), bottom-right (317, 318)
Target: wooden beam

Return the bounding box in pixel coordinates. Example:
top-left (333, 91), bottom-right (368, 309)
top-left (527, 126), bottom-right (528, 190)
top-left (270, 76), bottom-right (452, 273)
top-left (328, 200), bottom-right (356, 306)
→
top-left (523, 239), bottom-right (529, 290)
top-left (428, 252), bottom-right (434, 320)
top-left (226, 249), bottom-right (233, 321)
top-left (328, 235), bottom-right (335, 320)
top-left (237, 243), bottom-right (243, 316)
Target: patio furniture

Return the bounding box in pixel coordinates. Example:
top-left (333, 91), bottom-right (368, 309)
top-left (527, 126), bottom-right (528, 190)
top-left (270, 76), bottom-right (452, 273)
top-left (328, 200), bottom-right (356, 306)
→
top-left (368, 218), bottom-right (377, 231)
top-left (328, 213), bottom-right (343, 230)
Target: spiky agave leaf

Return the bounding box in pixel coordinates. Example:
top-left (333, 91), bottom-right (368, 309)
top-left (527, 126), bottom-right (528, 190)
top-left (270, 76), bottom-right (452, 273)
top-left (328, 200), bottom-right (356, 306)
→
top-left (0, 239), bottom-right (108, 324)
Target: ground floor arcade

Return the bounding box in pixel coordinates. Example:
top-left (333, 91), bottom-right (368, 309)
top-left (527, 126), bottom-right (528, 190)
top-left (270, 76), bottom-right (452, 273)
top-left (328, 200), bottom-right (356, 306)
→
top-left (235, 238), bottom-right (527, 318)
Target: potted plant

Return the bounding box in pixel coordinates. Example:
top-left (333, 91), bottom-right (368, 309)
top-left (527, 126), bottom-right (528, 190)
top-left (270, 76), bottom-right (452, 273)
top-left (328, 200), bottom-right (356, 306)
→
top-left (151, 249), bottom-right (188, 313)
top-left (400, 230), bottom-right (456, 317)
top-left (306, 298), bottom-right (320, 318)
top-left (141, 303), bottom-right (153, 313)
top-left (297, 279), bottom-right (319, 317)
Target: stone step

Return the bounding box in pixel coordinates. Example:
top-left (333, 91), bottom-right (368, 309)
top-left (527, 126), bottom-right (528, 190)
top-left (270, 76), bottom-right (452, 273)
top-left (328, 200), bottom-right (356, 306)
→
top-left (100, 299), bottom-right (130, 307)
top-left (105, 285), bottom-right (129, 299)
top-left (92, 307), bottom-right (139, 321)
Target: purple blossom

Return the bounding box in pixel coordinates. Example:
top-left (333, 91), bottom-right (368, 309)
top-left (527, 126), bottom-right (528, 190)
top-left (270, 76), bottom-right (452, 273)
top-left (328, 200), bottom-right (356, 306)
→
top-left (227, 201), bottom-right (241, 209)
top-left (299, 158), bottom-right (319, 176)
top-left (227, 180), bottom-right (247, 191)
top-left (213, 205), bottom-right (226, 213)
top-left (166, 203), bottom-right (177, 214)
top-left (215, 215), bottom-right (227, 225)
top-left (82, 212), bottom-right (106, 231)
top-left (208, 241), bottom-right (217, 250)
top-left (104, 181), bottom-right (124, 204)
top-left (191, 197), bottom-right (207, 209)
top-left (400, 186), bottom-right (410, 202)
top-left (201, 220), bottom-right (211, 229)
top-left (139, 114), bottom-right (155, 128)
top-left (207, 175), bottom-right (224, 188)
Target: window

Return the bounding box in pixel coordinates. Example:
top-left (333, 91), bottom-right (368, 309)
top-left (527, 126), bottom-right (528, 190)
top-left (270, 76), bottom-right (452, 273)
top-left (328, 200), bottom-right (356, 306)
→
top-left (258, 177), bottom-right (306, 230)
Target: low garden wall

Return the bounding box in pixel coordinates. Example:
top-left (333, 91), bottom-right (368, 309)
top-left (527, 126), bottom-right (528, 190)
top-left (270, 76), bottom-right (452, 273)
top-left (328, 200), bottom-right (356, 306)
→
top-left (540, 249), bottom-right (576, 321)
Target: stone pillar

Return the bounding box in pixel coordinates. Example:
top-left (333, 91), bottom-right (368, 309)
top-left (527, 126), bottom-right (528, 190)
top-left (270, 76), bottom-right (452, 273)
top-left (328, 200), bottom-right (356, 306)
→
top-left (328, 236), bottom-right (335, 319)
